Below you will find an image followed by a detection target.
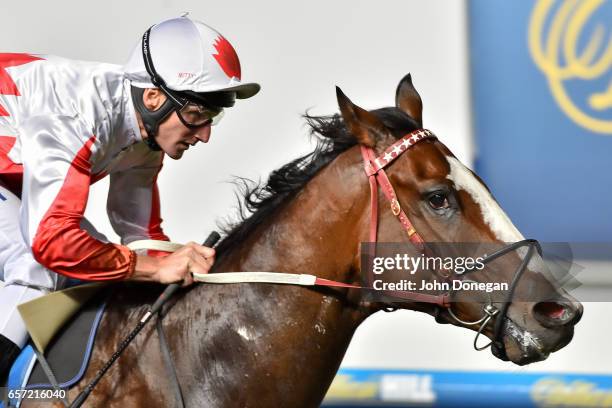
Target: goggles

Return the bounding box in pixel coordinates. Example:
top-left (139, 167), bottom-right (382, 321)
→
top-left (175, 99), bottom-right (224, 128)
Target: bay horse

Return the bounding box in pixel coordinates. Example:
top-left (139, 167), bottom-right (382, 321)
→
top-left (27, 74), bottom-right (582, 407)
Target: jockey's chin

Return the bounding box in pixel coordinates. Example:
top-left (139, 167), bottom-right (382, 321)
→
top-left (154, 113), bottom-right (212, 160)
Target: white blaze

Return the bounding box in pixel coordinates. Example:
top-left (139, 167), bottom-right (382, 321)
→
top-left (445, 156), bottom-right (524, 242)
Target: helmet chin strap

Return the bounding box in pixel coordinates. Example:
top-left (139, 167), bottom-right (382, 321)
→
top-left (131, 86), bottom-right (175, 151)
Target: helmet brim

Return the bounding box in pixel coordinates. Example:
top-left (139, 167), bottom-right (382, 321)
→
top-left (216, 82), bottom-right (260, 99)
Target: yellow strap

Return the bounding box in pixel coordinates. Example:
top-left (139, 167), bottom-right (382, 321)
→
top-left (127, 240), bottom-right (184, 252)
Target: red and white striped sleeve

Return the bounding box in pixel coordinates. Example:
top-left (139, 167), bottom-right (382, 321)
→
top-left (21, 115), bottom-right (135, 281)
top-left (106, 149), bottom-right (171, 257)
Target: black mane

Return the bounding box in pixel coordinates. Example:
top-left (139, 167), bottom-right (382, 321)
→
top-left (215, 107), bottom-right (420, 260)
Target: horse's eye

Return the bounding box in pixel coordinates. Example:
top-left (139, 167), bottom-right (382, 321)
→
top-left (428, 193), bottom-right (450, 210)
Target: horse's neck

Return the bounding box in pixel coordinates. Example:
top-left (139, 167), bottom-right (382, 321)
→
top-left (217, 145), bottom-right (369, 283)
top-left (179, 147), bottom-right (374, 405)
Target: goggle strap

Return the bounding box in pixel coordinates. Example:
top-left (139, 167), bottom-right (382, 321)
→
top-left (141, 27), bottom-right (186, 108)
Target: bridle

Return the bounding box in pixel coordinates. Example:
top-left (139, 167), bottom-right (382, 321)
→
top-left (359, 128), bottom-right (542, 357)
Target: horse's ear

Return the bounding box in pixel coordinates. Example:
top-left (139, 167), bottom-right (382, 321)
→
top-left (336, 86), bottom-right (385, 148)
top-left (395, 73), bottom-right (423, 127)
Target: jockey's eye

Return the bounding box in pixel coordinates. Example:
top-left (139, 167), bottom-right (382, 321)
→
top-left (428, 192), bottom-right (450, 210)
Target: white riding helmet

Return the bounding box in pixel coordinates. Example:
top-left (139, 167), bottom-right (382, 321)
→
top-left (124, 15), bottom-right (260, 100)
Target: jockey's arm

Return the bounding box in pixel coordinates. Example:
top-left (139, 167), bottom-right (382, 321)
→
top-left (107, 154), bottom-right (215, 286)
top-left (21, 116), bottom-right (134, 280)
top-left (106, 153), bottom-right (170, 246)
top-left (20, 116), bottom-right (213, 284)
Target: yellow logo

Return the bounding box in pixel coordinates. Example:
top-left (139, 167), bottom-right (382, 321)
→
top-left (325, 374), bottom-right (378, 400)
top-left (529, 0), bottom-right (612, 134)
top-left (531, 378), bottom-right (612, 407)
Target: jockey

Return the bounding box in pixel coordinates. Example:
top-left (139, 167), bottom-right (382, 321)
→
top-left (0, 15), bottom-right (260, 381)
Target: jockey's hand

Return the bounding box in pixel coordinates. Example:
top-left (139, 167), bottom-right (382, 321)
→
top-left (131, 242), bottom-right (215, 287)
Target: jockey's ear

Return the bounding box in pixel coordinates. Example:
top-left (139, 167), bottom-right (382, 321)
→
top-left (395, 73), bottom-right (423, 127)
top-left (142, 88), bottom-right (167, 111)
top-left (336, 86), bottom-right (385, 148)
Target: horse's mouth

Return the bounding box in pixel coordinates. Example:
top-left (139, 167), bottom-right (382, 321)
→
top-left (495, 319), bottom-right (550, 365)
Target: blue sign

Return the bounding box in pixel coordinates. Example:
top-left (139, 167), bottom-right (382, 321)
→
top-left (323, 368), bottom-right (612, 408)
top-left (469, 0), bottom-right (612, 242)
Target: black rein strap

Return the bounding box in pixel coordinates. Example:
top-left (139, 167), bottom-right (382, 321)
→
top-left (156, 310), bottom-right (185, 408)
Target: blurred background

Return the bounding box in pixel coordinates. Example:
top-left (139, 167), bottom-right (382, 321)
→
top-left (1, 0), bottom-right (610, 407)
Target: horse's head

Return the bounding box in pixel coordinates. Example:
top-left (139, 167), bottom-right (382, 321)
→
top-left (336, 74), bottom-right (582, 365)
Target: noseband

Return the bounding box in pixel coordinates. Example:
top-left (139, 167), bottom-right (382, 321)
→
top-left (360, 128), bottom-right (542, 357)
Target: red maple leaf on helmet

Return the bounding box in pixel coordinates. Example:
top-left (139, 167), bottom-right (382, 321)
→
top-left (212, 36), bottom-right (241, 80)
top-left (0, 53), bottom-right (43, 116)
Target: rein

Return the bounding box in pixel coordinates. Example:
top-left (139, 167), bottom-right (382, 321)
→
top-left (128, 129), bottom-right (450, 309)
top-left (126, 128), bottom-right (541, 363)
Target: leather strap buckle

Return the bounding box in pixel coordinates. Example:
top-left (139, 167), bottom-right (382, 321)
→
top-left (390, 198), bottom-right (401, 216)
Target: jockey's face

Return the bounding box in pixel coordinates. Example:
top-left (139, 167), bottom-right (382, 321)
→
top-left (141, 89), bottom-right (212, 160)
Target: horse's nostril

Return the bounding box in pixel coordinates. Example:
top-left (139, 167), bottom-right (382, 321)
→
top-left (533, 300), bottom-right (579, 327)
top-left (539, 301), bottom-right (566, 319)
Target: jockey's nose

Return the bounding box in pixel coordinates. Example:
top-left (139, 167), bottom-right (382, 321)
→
top-left (194, 125), bottom-right (211, 144)
top-left (195, 132), bottom-right (210, 144)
